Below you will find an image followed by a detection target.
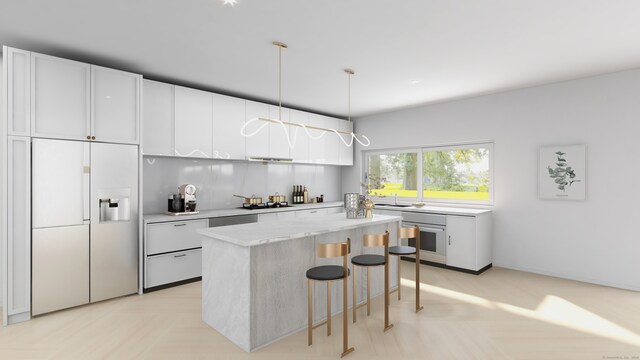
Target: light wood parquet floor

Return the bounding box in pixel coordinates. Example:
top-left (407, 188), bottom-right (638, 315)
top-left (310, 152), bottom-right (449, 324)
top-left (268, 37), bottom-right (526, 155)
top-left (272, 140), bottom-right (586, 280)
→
top-left (1, 263), bottom-right (639, 359)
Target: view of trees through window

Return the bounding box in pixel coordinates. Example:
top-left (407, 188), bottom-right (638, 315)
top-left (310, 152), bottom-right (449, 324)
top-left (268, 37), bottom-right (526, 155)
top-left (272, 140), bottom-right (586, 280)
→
top-left (366, 152), bottom-right (418, 197)
top-left (423, 148), bottom-right (489, 201)
top-left (366, 144), bottom-right (492, 203)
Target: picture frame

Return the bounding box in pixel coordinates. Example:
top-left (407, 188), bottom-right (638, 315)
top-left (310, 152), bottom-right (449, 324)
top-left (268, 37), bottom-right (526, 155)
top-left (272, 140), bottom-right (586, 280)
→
top-left (538, 144), bottom-right (586, 200)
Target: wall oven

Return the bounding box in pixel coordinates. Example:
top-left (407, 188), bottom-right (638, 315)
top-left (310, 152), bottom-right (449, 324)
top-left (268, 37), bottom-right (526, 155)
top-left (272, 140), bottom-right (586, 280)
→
top-left (401, 212), bottom-right (447, 264)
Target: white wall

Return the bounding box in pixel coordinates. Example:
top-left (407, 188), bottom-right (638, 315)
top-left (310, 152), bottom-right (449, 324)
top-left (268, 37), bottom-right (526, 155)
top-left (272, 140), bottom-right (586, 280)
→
top-left (344, 68), bottom-right (640, 291)
top-left (143, 157), bottom-right (342, 214)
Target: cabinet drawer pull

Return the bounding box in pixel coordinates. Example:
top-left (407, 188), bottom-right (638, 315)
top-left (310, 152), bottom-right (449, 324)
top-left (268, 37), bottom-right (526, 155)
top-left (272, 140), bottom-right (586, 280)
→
top-left (309, 210), bottom-right (317, 213)
top-left (174, 254), bottom-right (187, 258)
top-left (173, 223), bottom-right (187, 227)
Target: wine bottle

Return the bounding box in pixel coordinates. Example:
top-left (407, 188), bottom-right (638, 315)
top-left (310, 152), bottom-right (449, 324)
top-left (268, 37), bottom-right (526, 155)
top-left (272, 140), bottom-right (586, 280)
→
top-left (303, 186), bottom-right (308, 204)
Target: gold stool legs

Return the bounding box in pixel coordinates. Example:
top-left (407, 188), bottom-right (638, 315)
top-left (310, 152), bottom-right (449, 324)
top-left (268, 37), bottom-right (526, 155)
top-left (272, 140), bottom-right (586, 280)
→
top-left (327, 281), bottom-right (331, 336)
top-left (352, 265), bottom-right (357, 323)
top-left (308, 279), bottom-right (312, 346)
top-left (397, 257), bottom-right (401, 300)
top-left (384, 249), bottom-right (393, 332)
top-left (367, 267), bottom-right (371, 316)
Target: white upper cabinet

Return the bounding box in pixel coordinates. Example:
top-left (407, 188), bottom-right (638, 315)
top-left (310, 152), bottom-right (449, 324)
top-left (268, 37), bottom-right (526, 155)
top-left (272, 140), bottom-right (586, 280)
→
top-left (212, 93), bottom-right (245, 160)
top-left (91, 65), bottom-right (141, 144)
top-left (31, 52), bottom-right (91, 141)
top-left (289, 109), bottom-right (310, 163)
top-left (268, 105), bottom-right (291, 159)
top-left (174, 86), bottom-right (213, 158)
top-left (245, 100), bottom-right (269, 158)
top-left (5, 47), bottom-right (31, 136)
top-left (142, 80), bottom-right (174, 156)
top-left (29, 50), bottom-right (140, 144)
top-left (338, 120), bottom-right (354, 166)
top-left (307, 114), bottom-right (340, 165)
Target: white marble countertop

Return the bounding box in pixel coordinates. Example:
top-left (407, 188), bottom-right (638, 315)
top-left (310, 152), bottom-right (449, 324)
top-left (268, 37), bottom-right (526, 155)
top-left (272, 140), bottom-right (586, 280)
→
top-left (198, 213), bottom-right (402, 247)
top-left (373, 203), bottom-right (491, 216)
top-left (143, 201), bottom-right (344, 224)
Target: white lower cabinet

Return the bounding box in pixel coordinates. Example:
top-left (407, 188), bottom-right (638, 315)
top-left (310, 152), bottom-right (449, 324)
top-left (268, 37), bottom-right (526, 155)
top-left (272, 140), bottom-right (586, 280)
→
top-left (146, 219), bottom-right (208, 255)
top-left (144, 219), bottom-right (208, 289)
top-left (146, 249), bottom-right (202, 289)
top-left (446, 214), bottom-right (492, 271)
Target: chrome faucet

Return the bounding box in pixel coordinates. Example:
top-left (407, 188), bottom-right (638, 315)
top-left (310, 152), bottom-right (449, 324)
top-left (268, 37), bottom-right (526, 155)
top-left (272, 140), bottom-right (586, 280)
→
top-left (394, 193), bottom-right (398, 205)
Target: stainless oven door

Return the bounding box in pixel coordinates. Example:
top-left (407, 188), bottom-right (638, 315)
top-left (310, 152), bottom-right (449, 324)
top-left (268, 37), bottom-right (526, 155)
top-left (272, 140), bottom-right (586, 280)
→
top-left (401, 221), bottom-right (447, 264)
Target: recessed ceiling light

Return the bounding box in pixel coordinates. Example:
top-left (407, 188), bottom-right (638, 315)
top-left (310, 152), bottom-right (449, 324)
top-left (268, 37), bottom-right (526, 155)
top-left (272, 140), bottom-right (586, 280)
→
top-left (410, 80), bottom-right (421, 85)
top-left (221, 0), bottom-right (238, 6)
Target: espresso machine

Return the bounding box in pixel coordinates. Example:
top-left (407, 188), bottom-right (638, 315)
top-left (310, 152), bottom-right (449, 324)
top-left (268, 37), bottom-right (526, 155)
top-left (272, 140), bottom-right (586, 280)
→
top-left (167, 184), bottom-right (198, 214)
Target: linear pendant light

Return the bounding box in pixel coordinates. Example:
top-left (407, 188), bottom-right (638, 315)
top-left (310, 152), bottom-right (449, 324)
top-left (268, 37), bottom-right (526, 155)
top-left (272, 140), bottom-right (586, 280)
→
top-left (240, 42), bottom-right (370, 149)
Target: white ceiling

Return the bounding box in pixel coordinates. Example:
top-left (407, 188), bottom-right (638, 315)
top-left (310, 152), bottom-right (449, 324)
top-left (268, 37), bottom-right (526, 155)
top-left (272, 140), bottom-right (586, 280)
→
top-left (2, 0), bottom-right (640, 118)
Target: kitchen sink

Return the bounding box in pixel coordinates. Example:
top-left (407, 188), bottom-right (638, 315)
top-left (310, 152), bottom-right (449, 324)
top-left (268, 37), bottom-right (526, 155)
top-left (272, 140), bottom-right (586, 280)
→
top-left (374, 203), bottom-right (412, 208)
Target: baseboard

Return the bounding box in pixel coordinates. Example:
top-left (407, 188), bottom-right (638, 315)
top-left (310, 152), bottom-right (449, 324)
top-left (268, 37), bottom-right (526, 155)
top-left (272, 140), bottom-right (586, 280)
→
top-left (400, 256), bottom-right (492, 275)
top-left (493, 262), bottom-right (640, 292)
top-left (143, 277), bottom-right (202, 293)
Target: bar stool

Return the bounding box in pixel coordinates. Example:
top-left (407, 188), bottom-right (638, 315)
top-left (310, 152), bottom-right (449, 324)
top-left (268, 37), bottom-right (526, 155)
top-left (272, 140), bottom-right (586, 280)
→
top-left (389, 225), bottom-right (424, 312)
top-left (351, 230), bottom-right (393, 332)
top-left (306, 238), bottom-right (355, 358)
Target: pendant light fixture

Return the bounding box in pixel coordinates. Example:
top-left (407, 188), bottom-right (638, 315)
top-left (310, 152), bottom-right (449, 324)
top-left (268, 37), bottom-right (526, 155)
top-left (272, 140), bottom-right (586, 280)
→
top-left (240, 42), bottom-right (370, 149)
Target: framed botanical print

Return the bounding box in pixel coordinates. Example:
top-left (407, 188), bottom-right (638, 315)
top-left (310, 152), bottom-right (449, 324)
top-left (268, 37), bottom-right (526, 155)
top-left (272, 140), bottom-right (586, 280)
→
top-left (539, 145), bottom-right (586, 200)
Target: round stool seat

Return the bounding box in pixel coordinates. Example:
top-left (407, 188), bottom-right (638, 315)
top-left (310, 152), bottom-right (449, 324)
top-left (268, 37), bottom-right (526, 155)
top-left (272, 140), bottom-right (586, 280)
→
top-left (351, 254), bottom-right (385, 267)
top-left (389, 246), bottom-right (416, 256)
top-left (306, 265), bottom-right (350, 281)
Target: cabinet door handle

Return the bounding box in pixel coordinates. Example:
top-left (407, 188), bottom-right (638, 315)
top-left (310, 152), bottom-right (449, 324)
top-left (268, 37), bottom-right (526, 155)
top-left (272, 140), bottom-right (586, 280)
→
top-left (310, 210), bottom-right (317, 213)
top-left (448, 235), bottom-right (451, 245)
top-left (174, 223), bottom-right (187, 227)
top-left (86, 135), bottom-right (91, 140)
top-left (174, 254), bottom-right (187, 258)
top-left (91, 136), bottom-right (96, 140)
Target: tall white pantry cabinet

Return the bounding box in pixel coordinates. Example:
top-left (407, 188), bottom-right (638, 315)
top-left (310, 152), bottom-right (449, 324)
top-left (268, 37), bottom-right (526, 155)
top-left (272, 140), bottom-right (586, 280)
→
top-left (1, 46), bottom-right (141, 325)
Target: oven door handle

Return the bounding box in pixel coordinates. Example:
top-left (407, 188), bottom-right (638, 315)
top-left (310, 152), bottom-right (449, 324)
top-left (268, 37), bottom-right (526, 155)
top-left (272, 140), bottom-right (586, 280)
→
top-left (420, 227), bottom-right (445, 233)
top-left (402, 222), bottom-right (445, 233)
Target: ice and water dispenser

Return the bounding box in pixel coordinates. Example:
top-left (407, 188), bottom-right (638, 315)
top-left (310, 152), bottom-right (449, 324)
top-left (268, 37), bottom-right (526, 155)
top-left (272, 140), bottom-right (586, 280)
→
top-left (98, 189), bottom-right (131, 222)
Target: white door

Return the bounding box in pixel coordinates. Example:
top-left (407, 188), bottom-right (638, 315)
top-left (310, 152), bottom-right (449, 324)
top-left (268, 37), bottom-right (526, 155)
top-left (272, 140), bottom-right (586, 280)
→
top-left (32, 139), bottom-right (90, 228)
top-left (323, 116), bottom-right (341, 165)
top-left (91, 65), bottom-right (141, 144)
top-left (31, 52), bottom-right (91, 140)
top-left (142, 80), bottom-right (174, 155)
top-left (338, 120), bottom-right (354, 166)
top-left (245, 100), bottom-right (269, 158)
top-left (307, 113), bottom-right (326, 163)
top-left (289, 109), bottom-right (310, 163)
top-left (446, 215), bottom-right (477, 270)
top-left (212, 93), bottom-right (245, 160)
top-left (90, 142), bottom-right (139, 302)
top-left (174, 86), bottom-right (213, 158)
top-left (268, 105), bottom-right (291, 159)
top-left (32, 225), bottom-right (90, 315)
top-left (6, 47), bottom-right (31, 136)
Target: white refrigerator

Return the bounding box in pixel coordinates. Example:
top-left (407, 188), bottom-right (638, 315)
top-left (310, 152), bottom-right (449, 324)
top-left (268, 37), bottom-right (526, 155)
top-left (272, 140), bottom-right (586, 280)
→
top-left (31, 138), bottom-right (138, 315)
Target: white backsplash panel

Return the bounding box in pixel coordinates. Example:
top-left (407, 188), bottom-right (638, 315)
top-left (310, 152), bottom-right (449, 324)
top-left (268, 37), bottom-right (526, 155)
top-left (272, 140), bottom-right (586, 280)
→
top-left (143, 157), bottom-right (342, 214)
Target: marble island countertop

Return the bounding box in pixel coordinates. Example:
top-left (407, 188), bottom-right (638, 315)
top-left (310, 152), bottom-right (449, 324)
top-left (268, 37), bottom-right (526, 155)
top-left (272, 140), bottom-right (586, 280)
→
top-left (198, 213), bottom-right (402, 247)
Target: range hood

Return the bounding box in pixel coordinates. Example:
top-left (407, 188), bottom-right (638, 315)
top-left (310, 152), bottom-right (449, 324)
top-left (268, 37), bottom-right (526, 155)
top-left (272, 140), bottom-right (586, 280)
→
top-left (246, 156), bottom-right (294, 163)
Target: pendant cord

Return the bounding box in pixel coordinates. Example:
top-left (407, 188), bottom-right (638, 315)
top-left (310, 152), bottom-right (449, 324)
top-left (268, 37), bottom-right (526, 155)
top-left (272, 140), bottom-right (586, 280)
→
top-left (278, 44), bottom-right (282, 120)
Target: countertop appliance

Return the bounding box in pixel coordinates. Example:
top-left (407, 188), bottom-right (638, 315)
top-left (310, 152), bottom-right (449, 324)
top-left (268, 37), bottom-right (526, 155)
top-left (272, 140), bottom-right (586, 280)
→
top-left (31, 139), bottom-right (138, 316)
top-left (401, 212), bottom-right (447, 264)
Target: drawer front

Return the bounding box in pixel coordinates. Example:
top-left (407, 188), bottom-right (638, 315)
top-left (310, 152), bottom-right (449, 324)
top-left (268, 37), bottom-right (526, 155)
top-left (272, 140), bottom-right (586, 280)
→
top-left (146, 219), bottom-right (208, 255)
top-left (296, 208), bottom-right (328, 218)
top-left (146, 249), bottom-right (202, 288)
top-left (325, 207), bottom-right (343, 214)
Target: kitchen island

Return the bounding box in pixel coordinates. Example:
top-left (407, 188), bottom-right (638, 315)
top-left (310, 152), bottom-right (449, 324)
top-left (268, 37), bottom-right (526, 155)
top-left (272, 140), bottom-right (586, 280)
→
top-left (198, 213), bottom-right (402, 352)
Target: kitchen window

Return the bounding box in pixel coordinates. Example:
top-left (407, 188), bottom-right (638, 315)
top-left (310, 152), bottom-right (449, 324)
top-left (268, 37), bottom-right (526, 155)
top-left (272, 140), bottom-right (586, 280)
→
top-left (364, 142), bottom-right (493, 205)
